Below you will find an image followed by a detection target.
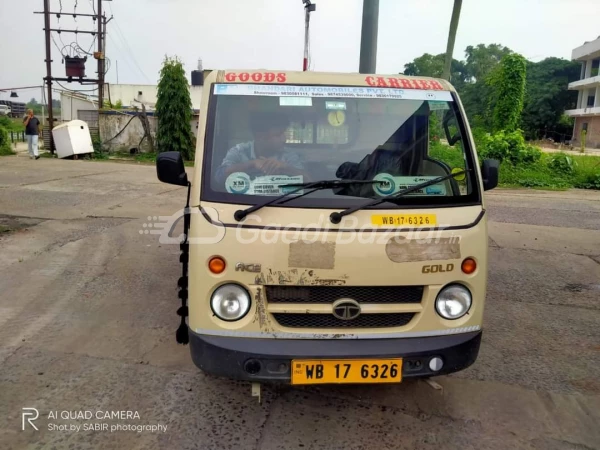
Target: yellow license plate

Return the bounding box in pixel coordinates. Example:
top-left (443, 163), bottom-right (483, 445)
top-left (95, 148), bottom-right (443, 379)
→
top-left (291, 359), bottom-right (402, 385)
top-left (371, 214), bottom-right (437, 227)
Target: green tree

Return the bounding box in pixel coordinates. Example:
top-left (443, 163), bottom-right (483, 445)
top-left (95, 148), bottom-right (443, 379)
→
top-left (155, 56), bottom-right (194, 159)
top-left (402, 53), bottom-right (469, 90)
top-left (26, 98), bottom-right (42, 115)
top-left (465, 44), bottom-right (512, 82)
top-left (520, 57), bottom-right (580, 139)
top-left (491, 53), bottom-right (527, 132)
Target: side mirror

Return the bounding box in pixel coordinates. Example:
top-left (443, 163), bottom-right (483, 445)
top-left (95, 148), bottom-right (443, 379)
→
top-left (481, 159), bottom-right (500, 191)
top-left (442, 111), bottom-right (462, 146)
top-left (156, 151), bottom-right (188, 186)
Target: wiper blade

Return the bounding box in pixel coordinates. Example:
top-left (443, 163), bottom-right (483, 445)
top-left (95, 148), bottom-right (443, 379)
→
top-left (233, 179), bottom-right (383, 221)
top-left (329, 170), bottom-right (470, 224)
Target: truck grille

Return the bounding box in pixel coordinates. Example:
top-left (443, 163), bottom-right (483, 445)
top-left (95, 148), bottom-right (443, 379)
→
top-left (272, 313), bottom-right (415, 329)
top-left (265, 286), bottom-right (423, 304)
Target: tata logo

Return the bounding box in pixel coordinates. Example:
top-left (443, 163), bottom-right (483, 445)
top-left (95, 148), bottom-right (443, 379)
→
top-left (332, 299), bottom-right (361, 320)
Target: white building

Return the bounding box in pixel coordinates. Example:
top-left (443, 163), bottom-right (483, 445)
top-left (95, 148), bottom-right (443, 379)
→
top-left (105, 84), bottom-right (203, 110)
top-left (565, 35), bottom-right (600, 148)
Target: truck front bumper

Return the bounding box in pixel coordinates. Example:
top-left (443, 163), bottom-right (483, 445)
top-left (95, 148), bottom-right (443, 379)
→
top-left (189, 329), bottom-right (481, 382)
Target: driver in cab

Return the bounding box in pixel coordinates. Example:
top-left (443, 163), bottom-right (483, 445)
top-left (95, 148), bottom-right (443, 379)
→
top-left (215, 112), bottom-right (308, 186)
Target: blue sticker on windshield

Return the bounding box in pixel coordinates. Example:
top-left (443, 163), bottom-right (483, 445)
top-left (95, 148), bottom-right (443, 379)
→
top-left (372, 173), bottom-right (447, 197)
top-left (225, 172), bottom-right (251, 194)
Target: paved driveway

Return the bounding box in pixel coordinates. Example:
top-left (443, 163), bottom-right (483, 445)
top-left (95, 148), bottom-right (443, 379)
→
top-left (1, 157), bottom-right (599, 450)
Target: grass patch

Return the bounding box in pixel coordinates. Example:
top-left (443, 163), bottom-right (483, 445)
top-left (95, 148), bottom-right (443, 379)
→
top-left (432, 137), bottom-right (600, 190)
top-left (134, 152), bottom-right (157, 164)
top-left (496, 152), bottom-right (600, 190)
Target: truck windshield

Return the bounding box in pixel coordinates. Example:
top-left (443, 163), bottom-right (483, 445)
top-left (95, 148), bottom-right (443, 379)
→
top-left (201, 83), bottom-right (480, 209)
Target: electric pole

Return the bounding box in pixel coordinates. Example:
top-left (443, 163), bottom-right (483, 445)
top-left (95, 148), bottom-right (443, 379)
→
top-left (443, 0), bottom-right (463, 81)
top-left (359, 0), bottom-right (379, 74)
top-left (43, 0), bottom-right (55, 153)
top-left (97, 0), bottom-right (104, 108)
top-left (36, 1), bottom-right (106, 154)
top-left (302, 1), bottom-right (316, 71)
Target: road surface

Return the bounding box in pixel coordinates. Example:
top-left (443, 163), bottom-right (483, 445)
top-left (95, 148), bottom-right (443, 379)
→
top-left (0, 156), bottom-right (599, 450)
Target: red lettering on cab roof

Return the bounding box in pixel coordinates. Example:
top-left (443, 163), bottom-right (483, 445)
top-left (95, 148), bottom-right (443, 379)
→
top-left (223, 72), bottom-right (287, 83)
top-left (365, 76), bottom-right (445, 90)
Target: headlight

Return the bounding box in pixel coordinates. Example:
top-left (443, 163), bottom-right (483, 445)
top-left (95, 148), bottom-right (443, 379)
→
top-left (435, 284), bottom-right (472, 320)
top-left (210, 284), bottom-right (251, 321)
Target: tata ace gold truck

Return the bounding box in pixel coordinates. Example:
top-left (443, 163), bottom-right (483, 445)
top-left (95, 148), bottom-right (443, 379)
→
top-left (156, 69), bottom-right (499, 389)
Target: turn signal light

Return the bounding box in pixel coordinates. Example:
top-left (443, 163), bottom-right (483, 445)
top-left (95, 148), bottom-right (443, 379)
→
top-left (208, 256), bottom-right (226, 274)
top-left (461, 258), bottom-right (477, 274)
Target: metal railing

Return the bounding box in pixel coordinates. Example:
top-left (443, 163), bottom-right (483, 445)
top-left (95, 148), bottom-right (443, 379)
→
top-left (9, 131), bottom-right (26, 143)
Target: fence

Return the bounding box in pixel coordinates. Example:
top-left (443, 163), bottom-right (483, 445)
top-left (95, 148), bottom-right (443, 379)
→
top-left (9, 131), bottom-right (26, 143)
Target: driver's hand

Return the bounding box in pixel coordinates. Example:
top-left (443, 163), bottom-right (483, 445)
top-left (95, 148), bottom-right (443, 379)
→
top-left (257, 158), bottom-right (288, 175)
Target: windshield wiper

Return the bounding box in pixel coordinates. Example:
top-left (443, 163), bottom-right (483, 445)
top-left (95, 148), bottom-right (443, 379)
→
top-left (233, 179), bottom-right (383, 221)
top-left (329, 170), bottom-right (470, 224)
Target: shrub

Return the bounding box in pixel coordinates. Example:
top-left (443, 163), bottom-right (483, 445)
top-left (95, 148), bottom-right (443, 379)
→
top-left (575, 173), bottom-right (600, 190)
top-left (0, 125), bottom-right (15, 156)
top-left (480, 129), bottom-right (541, 165)
top-left (548, 153), bottom-right (577, 175)
top-left (91, 135), bottom-right (108, 159)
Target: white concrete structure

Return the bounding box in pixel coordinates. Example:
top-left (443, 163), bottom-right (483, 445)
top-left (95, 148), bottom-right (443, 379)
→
top-left (60, 91), bottom-right (99, 124)
top-left (105, 84), bottom-right (203, 110)
top-left (566, 35), bottom-right (600, 148)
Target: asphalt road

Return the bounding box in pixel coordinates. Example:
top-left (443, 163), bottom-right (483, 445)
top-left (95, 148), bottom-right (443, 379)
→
top-left (1, 156), bottom-right (599, 450)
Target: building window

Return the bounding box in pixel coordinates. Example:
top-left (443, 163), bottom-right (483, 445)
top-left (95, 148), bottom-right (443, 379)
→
top-left (592, 59), bottom-right (600, 78)
top-left (587, 95), bottom-right (596, 108)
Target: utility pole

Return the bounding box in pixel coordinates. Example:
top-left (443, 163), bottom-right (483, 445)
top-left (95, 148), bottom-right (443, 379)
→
top-left (443, 0), bottom-right (463, 81)
top-left (302, 1), bottom-right (316, 71)
top-left (359, 0), bottom-right (379, 74)
top-left (97, 0), bottom-right (104, 108)
top-left (43, 0), bottom-right (55, 153)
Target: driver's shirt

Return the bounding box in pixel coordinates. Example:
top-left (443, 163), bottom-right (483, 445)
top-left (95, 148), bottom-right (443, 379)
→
top-left (215, 141), bottom-right (304, 185)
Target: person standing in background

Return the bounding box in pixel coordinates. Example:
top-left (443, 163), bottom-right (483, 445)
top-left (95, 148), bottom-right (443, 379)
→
top-left (23, 109), bottom-right (41, 160)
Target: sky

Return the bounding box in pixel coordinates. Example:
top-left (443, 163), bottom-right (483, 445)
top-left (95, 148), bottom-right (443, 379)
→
top-left (1, 0), bottom-right (599, 103)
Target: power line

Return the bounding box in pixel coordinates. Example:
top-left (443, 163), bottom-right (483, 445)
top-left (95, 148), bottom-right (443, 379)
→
top-left (107, 33), bottom-right (138, 83)
top-left (55, 80), bottom-right (98, 93)
top-left (111, 17), bottom-right (151, 83)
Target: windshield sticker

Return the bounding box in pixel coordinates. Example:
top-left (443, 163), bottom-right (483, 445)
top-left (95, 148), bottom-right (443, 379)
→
top-left (326, 101), bottom-right (347, 110)
top-left (372, 173), bottom-right (447, 197)
top-left (280, 97), bottom-right (313, 106)
top-left (429, 100), bottom-right (450, 111)
top-left (214, 84), bottom-right (453, 102)
top-left (225, 172), bottom-right (304, 196)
